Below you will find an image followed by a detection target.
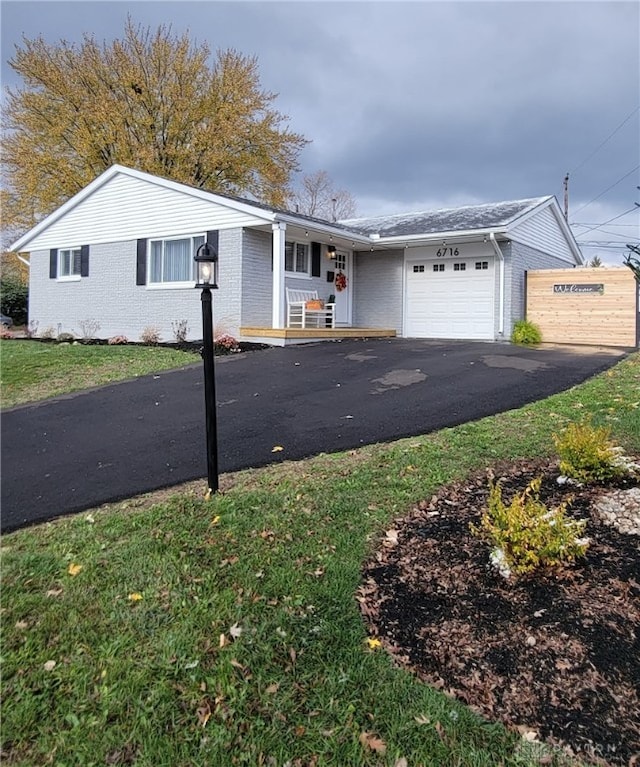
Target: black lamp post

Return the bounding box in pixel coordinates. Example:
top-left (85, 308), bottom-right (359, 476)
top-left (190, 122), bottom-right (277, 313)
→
top-left (194, 241), bottom-right (219, 494)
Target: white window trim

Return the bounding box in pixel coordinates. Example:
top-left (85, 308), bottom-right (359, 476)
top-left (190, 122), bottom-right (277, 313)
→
top-left (285, 240), bottom-right (311, 277)
top-left (146, 282), bottom-right (195, 291)
top-left (147, 233), bottom-right (205, 288)
top-left (57, 247), bottom-right (82, 281)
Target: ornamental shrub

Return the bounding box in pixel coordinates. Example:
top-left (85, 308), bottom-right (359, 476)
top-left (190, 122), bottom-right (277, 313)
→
top-left (171, 319), bottom-right (189, 343)
top-left (470, 477), bottom-right (589, 577)
top-left (553, 420), bottom-right (626, 483)
top-left (0, 275), bottom-right (28, 325)
top-left (511, 319), bottom-right (542, 345)
top-left (108, 335), bottom-right (129, 345)
top-left (141, 325), bottom-right (161, 345)
top-left (214, 333), bottom-right (240, 353)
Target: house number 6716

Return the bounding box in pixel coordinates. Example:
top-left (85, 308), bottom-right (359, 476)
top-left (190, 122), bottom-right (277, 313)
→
top-left (436, 247), bottom-right (459, 257)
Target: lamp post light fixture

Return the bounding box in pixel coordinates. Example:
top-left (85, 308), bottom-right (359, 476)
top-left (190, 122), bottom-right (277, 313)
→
top-left (194, 240), bottom-right (219, 495)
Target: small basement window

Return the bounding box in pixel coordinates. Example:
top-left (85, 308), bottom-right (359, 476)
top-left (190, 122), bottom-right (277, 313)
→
top-left (59, 248), bottom-right (82, 279)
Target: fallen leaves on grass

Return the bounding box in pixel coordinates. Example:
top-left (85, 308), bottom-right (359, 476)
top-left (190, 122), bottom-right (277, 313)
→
top-left (67, 563), bottom-right (83, 576)
top-left (128, 592), bottom-right (143, 602)
top-left (359, 731), bottom-right (386, 755)
top-left (196, 701), bottom-right (211, 727)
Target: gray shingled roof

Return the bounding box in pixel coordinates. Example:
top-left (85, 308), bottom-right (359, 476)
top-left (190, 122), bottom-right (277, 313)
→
top-left (340, 197), bottom-right (551, 237)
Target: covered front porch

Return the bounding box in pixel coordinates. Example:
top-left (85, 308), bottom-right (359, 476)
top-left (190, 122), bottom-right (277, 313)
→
top-left (239, 325), bottom-right (396, 347)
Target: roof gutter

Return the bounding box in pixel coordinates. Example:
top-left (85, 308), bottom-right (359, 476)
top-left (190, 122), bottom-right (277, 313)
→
top-left (372, 226), bottom-right (508, 247)
top-left (274, 213), bottom-right (372, 246)
top-left (489, 233), bottom-right (505, 336)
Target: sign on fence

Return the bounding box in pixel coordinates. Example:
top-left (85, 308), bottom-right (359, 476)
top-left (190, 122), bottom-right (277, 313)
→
top-left (553, 284), bottom-right (604, 295)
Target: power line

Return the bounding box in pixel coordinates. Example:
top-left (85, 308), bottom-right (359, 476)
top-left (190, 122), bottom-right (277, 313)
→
top-left (595, 228), bottom-right (636, 238)
top-left (569, 106), bottom-right (640, 176)
top-left (576, 241), bottom-right (630, 248)
top-left (571, 222), bottom-right (638, 228)
top-left (569, 164), bottom-right (640, 219)
top-left (577, 206), bottom-right (639, 236)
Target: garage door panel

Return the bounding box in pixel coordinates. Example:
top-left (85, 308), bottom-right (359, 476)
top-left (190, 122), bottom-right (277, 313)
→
top-left (406, 258), bottom-right (495, 339)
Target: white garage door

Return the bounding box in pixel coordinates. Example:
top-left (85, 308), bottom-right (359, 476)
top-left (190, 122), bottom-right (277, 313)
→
top-left (405, 258), bottom-right (495, 339)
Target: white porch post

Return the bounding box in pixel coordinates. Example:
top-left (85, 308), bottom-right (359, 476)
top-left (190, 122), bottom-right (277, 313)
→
top-left (272, 222), bottom-right (286, 329)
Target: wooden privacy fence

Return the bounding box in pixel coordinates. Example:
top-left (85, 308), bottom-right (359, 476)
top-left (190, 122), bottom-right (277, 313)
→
top-left (526, 267), bottom-right (639, 347)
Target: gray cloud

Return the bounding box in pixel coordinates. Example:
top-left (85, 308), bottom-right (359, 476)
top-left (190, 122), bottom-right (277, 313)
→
top-left (2, 0), bottom-right (638, 263)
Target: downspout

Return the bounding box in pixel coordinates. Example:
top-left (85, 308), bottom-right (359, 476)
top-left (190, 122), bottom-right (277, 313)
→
top-left (489, 233), bottom-right (505, 337)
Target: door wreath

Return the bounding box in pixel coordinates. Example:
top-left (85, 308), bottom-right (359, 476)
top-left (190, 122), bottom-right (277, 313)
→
top-left (335, 271), bottom-right (348, 292)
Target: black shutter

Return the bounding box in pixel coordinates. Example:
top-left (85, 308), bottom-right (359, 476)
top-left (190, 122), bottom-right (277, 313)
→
top-left (206, 230), bottom-right (219, 252)
top-left (311, 242), bottom-right (321, 277)
top-left (80, 245), bottom-right (90, 277)
top-left (49, 249), bottom-right (58, 279)
top-left (136, 239), bottom-right (147, 285)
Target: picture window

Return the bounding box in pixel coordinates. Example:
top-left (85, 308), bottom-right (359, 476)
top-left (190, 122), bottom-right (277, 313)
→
top-left (149, 235), bottom-right (204, 284)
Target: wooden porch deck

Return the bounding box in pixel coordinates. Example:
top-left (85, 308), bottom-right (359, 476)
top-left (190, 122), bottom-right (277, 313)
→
top-left (240, 326), bottom-right (397, 346)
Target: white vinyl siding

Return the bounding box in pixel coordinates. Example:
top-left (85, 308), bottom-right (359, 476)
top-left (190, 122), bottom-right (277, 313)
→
top-left (508, 205), bottom-right (576, 263)
top-left (22, 172), bottom-right (272, 251)
top-left (149, 235), bottom-right (204, 285)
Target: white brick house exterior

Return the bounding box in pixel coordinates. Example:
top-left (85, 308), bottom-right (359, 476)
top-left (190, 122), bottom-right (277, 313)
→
top-left (11, 165), bottom-right (583, 344)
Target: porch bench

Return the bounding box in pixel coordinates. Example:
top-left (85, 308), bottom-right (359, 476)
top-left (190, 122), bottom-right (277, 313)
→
top-left (286, 288), bottom-right (336, 329)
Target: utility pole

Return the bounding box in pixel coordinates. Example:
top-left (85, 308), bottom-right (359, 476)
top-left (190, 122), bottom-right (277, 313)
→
top-left (563, 173), bottom-right (569, 220)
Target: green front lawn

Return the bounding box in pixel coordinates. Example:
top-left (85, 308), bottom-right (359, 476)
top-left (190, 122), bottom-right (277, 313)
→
top-left (0, 340), bottom-right (198, 409)
top-left (2, 354), bottom-right (638, 766)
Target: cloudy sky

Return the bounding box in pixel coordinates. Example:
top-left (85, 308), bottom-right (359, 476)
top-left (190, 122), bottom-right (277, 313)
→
top-left (2, 0), bottom-right (639, 263)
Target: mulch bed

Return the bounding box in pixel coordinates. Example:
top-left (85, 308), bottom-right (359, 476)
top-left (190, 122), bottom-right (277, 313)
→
top-left (358, 458), bottom-right (640, 766)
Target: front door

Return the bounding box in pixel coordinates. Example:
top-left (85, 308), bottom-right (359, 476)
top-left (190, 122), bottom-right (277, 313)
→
top-left (333, 250), bottom-right (351, 326)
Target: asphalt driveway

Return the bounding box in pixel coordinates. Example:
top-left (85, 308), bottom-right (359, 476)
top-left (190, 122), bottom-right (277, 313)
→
top-left (1, 338), bottom-right (626, 532)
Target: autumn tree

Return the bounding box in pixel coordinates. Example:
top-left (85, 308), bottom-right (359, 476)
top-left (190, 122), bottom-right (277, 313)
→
top-left (289, 170), bottom-right (357, 221)
top-left (2, 19), bottom-right (308, 234)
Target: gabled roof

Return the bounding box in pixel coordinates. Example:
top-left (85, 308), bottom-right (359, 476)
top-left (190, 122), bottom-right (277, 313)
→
top-left (9, 164), bottom-right (363, 252)
top-left (341, 197), bottom-right (551, 237)
top-left (10, 164), bottom-right (580, 264)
